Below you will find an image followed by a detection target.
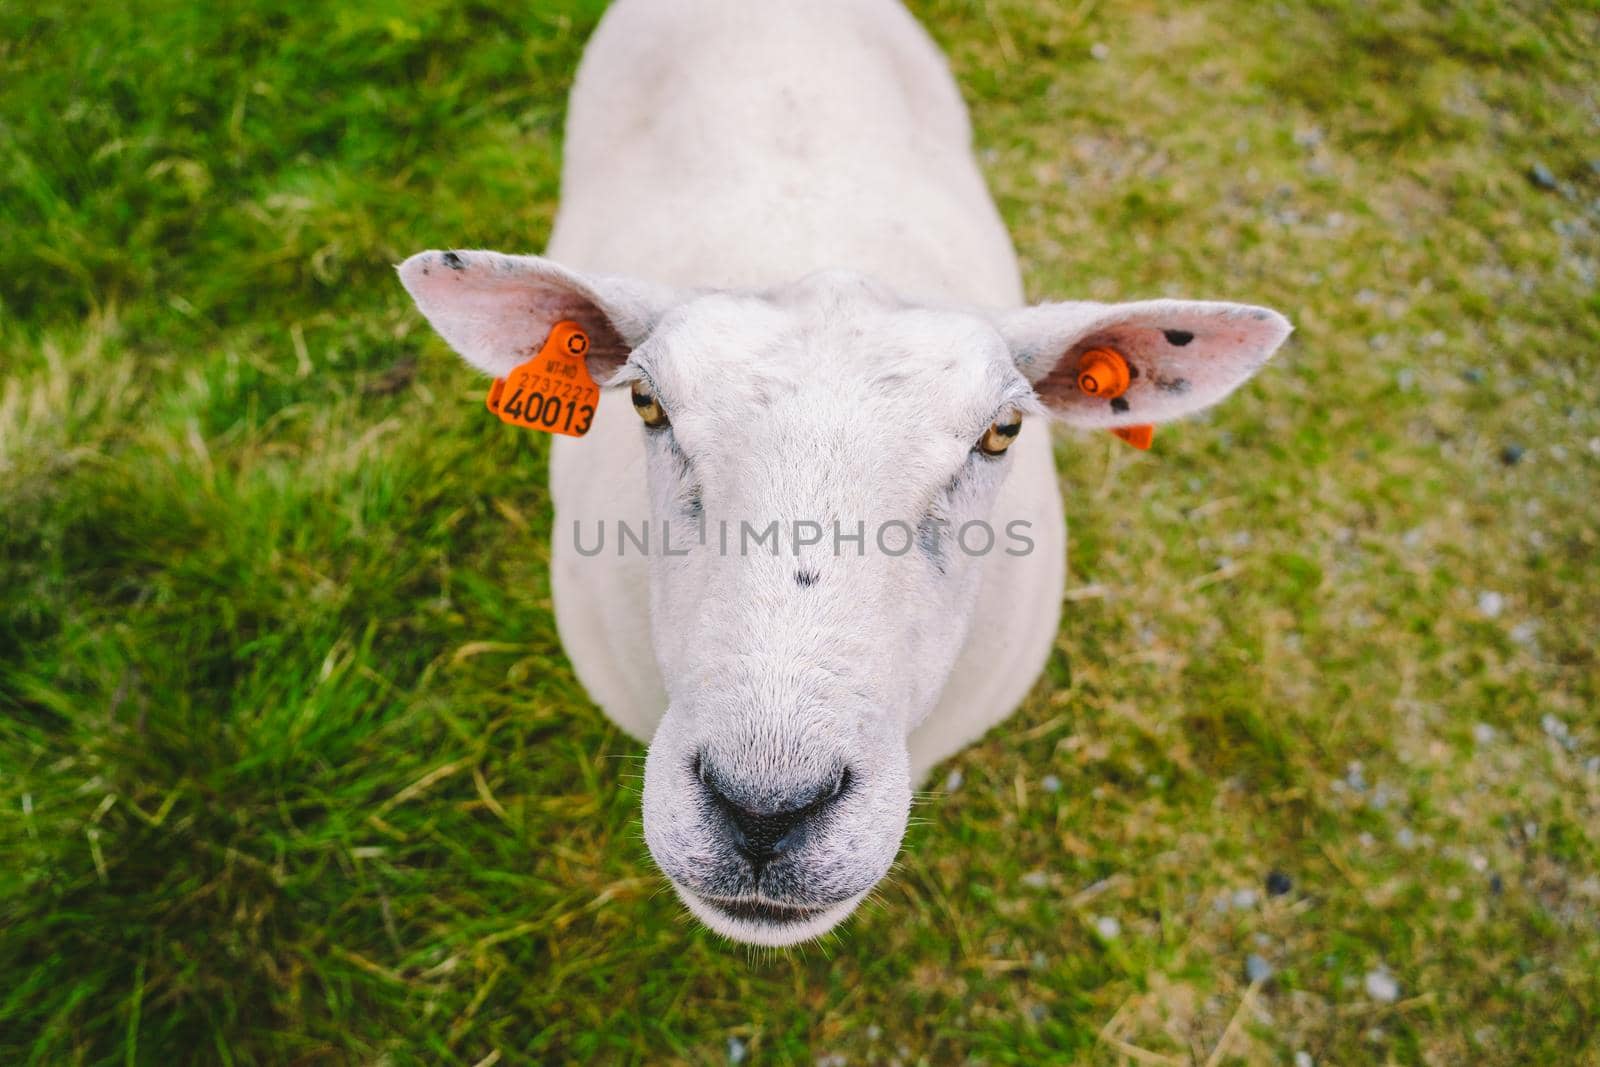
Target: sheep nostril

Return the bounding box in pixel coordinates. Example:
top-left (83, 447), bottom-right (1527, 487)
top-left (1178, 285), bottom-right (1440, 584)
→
top-left (695, 756), bottom-right (850, 866)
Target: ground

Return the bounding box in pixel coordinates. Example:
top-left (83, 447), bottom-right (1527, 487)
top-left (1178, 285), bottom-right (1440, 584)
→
top-left (2, 0), bottom-right (1597, 1063)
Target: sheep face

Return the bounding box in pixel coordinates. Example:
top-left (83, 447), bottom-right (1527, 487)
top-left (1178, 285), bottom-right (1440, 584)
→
top-left (629, 274), bottom-right (1032, 944)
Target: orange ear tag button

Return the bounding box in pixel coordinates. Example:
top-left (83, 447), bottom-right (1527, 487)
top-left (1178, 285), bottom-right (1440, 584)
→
top-left (1075, 346), bottom-right (1155, 451)
top-left (485, 321), bottom-right (599, 438)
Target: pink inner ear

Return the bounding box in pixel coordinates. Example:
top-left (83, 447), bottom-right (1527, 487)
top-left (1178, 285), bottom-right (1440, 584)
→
top-left (1035, 305), bottom-right (1288, 429)
top-left (399, 250), bottom-right (633, 382)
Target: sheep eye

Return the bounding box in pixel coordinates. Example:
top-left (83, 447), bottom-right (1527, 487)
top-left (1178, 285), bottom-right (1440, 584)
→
top-left (631, 379), bottom-right (669, 429)
top-left (977, 412), bottom-right (1022, 456)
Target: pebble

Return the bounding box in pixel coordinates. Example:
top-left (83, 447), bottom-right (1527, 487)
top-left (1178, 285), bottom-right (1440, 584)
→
top-left (1541, 714), bottom-right (1569, 741)
top-left (1295, 1053), bottom-right (1315, 1067)
top-left (1021, 870), bottom-right (1049, 889)
top-left (1365, 968), bottom-right (1401, 1003)
top-left (1345, 762), bottom-right (1368, 792)
top-left (1266, 870), bottom-right (1293, 897)
top-left (1396, 827), bottom-right (1417, 851)
top-left (1461, 367), bottom-right (1486, 384)
top-left (1293, 127), bottom-right (1324, 150)
top-left (1472, 722), bottom-right (1497, 746)
top-left (728, 1036), bottom-right (748, 1065)
top-left (1041, 774), bottom-right (1062, 793)
top-left (1090, 42), bottom-right (1110, 61)
top-left (1477, 591), bottom-right (1506, 618)
top-left (1094, 915), bottom-right (1121, 939)
top-left (1245, 954), bottom-right (1274, 983)
top-left (1529, 162), bottom-right (1558, 190)
top-left (1233, 888), bottom-right (1259, 910)
top-left (944, 768), bottom-right (963, 792)
top-left (866, 1025), bottom-right (882, 1041)
top-left (1499, 444), bottom-right (1526, 466)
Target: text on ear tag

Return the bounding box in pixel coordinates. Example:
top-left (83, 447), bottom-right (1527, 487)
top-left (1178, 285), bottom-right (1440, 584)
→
top-left (484, 321), bottom-right (599, 438)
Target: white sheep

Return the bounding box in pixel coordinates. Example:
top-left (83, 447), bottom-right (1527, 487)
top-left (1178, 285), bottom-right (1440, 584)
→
top-left (399, 0), bottom-right (1289, 947)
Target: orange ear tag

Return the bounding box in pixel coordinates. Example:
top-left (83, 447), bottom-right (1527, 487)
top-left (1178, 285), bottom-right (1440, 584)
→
top-left (1075, 346), bottom-right (1155, 451)
top-left (484, 321), bottom-right (599, 438)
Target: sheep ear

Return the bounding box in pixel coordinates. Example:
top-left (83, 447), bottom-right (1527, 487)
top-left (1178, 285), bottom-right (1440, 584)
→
top-left (397, 250), bottom-right (682, 383)
top-left (999, 299), bottom-right (1291, 428)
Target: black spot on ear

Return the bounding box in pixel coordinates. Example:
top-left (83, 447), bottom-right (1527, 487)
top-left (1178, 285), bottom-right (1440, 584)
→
top-left (442, 251), bottom-right (464, 271)
top-left (420, 266), bottom-right (430, 276)
top-left (795, 569), bottom-right (820, 588)
top-left (1163, 329), bottom-right (1194, 346)
top-left (1127, 363), bottom-right (1139, 379)
top-left (1110, 396), bottom-right (1131, 414)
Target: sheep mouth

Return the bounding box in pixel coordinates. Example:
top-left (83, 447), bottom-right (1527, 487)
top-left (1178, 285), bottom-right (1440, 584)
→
top-left (699, 896), bottom-right (825, 924)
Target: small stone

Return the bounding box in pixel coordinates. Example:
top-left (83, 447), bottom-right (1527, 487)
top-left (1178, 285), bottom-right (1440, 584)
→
top-left (1093, 915), bottom-right (1121, 939)
top-left (1510, 621), bottom-right (1537, 646)
top-left (1396, 827), bottom-right (1417, 850)
top-left (1472, 722), bottom-right (1496, 746)
top-left (1529, 162), bottom-right (1558, 190)
top-left (1232, 888), bottom-right (1259, 910)
top-left (1245, 954), bottom-right (1274, 983)
top-left (1345, 761), bottom-right (1367, 792)
top-left (1295, 1053), bottom-right (1315, 1067)
top-left (1477, 591), bottom-right (1505, 618)
top-left (1266, 870), bottom-right (1293, 897)
top-left (1461, 367), bottom-right (1485, 384)
top-left (1365, 968), bottom-right (1401, 1003)
top-left (1499, 444), bottom-right (1526, 466)
top-left (1090, 42), bottom-right (1110, 61)
top-left (944, 768), bottom-right (963, 792)
top-left (1041, 774), bottom-right (1062, 793)
top-left (1021, 870), bottom-right (1049, 889)
top-left (728, 1037), bottom-right (748, 1065)
top-left (866, 1025), bottom-right (882, 1041)
top-left (1541, 714), bottom-right (1569, 740)
top-left (1293, 127), bottom-right (1324, 150)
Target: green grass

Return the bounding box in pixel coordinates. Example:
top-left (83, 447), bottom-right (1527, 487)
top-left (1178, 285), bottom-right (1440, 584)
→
top-left (3, 0), bottom-right (1597, 1063)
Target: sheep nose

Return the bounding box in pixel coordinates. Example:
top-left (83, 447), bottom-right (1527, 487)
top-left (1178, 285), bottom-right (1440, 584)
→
top-left (695, 756), bottom-right (849, 867)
